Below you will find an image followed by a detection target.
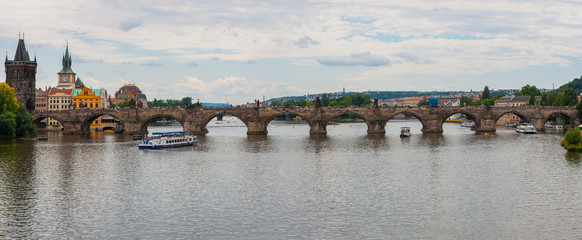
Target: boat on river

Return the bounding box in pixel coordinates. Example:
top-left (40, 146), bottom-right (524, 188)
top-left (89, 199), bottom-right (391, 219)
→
top-left (400, 127), bottom-right (411, 138)
top-left (516, 123), bottom-right (536, 134)
top-left (460, 120), bottom-right (475, 128)
top-left (138, 131), bottom-right (197, 149)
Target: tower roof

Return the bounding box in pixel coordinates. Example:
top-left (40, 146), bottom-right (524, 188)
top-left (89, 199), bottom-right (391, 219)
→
top-left (75, 76), bottom-right (85, 89)
top-left (58, 42), bottom-right (75, 74)
top-left (13, 38), bottom-right (31, 62)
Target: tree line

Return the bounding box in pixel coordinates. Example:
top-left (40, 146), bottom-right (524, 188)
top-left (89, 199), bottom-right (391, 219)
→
top-left (148, 97), bottom-right (195, 108)
top-left (270, 93), bottom-right (373, 107)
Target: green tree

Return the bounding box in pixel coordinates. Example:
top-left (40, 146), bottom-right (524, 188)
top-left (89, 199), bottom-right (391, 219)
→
top-left (482, 86), bottom-right (490, 101)
top-left (565, 127), bottom-right (581, 145)
top-left (321, 94), bottom-right (330, 107)
top-left (338, 96), bottom-right (352, 107)
top-left (576, 101), bottom-right (582, 120)
top-left (352, 93), bottom-right (365, 106)
top-left (460, 96), bottom-right (472, 107)
top-left (14, 103), bottom-right (35, 137)
top-left (282, 100), bottom-right (296, 107)
top-left (117, 100), bottom-right (132, 108)
top-left (469, 100), bottom-right (482, 106)
top-left (529, 94), bottom-right (536, 106)
top-left (0, 111), bottom-right (16, 138)
top-left (557, 75), bottom-right (582, 93)
top-left (516, 85), bottom-right (541, 96)
top-left (181, 97), bottom-right (193, 107)
top-left (361, 94), bottom-right (372, 107)
top-left (562, 87), bottom-right (578, 106)
top-left (0, 82), bottom-right (19, 114)
top-left (417, 99), bottom-right (428, 106)
top-left (0, 83), bottom-right (19, 138)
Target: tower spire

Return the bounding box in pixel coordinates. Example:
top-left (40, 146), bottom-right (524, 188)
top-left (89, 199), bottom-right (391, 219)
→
top-left (13, 36), bottom-right (30, 61)
top-left (58, 40), bottom-right (75, 74)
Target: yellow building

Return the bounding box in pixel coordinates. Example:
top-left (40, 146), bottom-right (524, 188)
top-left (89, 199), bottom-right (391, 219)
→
top-left (72, 88), bottom-right (103, 130)
top-left (46, 88), bottom-right (72, 130)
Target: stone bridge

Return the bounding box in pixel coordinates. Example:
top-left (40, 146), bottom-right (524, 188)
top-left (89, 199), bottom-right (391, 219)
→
top-left (31, 106), bottom-right (579, 135)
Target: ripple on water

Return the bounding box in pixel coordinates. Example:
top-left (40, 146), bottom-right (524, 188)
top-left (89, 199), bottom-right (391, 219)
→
top-left (0, 122), bottom-right (581, 239)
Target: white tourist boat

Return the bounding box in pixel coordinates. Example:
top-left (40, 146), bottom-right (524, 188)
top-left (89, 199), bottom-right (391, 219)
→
top-left (516, 123), bottom-right (537, 134)
top-left (460, 120), bottom-right (475, 128)
top-left (400, 127), bottom-right (411, 138)
top-left (138, 131), bottom-right (197, 149)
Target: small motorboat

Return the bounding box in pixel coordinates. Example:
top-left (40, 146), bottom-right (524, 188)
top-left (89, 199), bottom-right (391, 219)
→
top-left (400, 127), bottom-right (411, 138)
top-left (36, 136), bottom-right (48, 140)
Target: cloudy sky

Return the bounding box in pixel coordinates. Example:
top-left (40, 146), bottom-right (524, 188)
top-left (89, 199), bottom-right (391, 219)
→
top-left (1, 0), bottom-right (582, 104)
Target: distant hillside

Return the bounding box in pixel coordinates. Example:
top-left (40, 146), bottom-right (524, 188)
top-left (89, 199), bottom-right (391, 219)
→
top-left (557, 75), bottom-right (582, 93)
top-left (269, 90), bottom-right (494, 102)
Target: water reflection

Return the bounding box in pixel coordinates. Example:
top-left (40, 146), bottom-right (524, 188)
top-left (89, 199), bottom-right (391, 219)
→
top-left (305, 135), bottom-right (331, 154)
top-left (0, 139), bottom-right (37, 239)
top-left (565, 151), bottom-right (582, 164)
top-left (1, 123), bottom-right (581, 239)
top-left (420, 133), bottom-right (446, 149)
top-left (358, 134), bottom-right (388, 152)
top-left (244, 135), bottom-right (273, 153)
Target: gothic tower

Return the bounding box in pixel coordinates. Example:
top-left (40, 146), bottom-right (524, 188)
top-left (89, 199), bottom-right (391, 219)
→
top-left (5, 35), bottom-right (37, 112)
top-left (57, 42), bottom-right (76, 88)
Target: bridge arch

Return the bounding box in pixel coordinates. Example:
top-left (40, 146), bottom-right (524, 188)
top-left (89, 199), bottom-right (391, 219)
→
top-left (494, 110), bottom-right (528, 125)
top-left (323, 110), bottom-right (374, 134)
top-left (32, 114), bottom-right (68, 130)
top-left (259, 110), bottom-right (313, 135)
top-left (140, 114), bottom-right (186, 134)
top-left (441, 110), bottom-right (481, 130)
top-left (199, 112), bottom-right (249, 133)
top-left (387, 111), bottom-right (427, 132)
top-left (264, 110), bottom-right (312, 125)
top-left (80, 113), bottom-right (123, 134)
top-left (543, 111), bottom-right (577, 129)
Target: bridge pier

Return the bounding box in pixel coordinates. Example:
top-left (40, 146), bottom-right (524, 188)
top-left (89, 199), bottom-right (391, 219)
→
top-left (309, 120), bottom-right (327, 135)
top-left (531, 117), bottom-right (546, 132)
top-left (62, 122), bottom-right (82, 134)
top-left (246, 121), bottom-right (268, 135)
top-left (474, 117), bottom-right (496, 132)
top-left (421, 116), bottom-right (443, 133)
top-left (184, 121), bottom-right (209, 135)
top-left (123, 121), bottom-right (143, 135)
top-left (366, 120), bottom-right (387, 135)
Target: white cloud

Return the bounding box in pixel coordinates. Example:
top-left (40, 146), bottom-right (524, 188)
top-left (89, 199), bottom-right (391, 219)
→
top-left (3, 0), bottom-right (582, 100)
top-left (317, 52), bottom-right (391, 67)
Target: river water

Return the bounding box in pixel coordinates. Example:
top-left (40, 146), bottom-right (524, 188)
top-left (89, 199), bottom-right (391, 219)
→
top-left (1, 119), bottom-right (581, 239)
